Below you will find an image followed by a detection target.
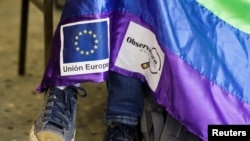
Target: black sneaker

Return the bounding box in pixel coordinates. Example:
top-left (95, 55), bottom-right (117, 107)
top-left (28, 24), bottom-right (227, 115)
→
top-left (29, 86), bottom-right (86, 141)
top-left (104, 122), bottom-right (140, 141)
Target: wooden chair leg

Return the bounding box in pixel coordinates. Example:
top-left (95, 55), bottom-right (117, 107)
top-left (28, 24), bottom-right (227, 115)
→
top-left (43, 0), bottom-right (53, 66)
top-left (18, 0), bottom-right (30, 75)
top-left (18, 0), bottom-right (54, 75)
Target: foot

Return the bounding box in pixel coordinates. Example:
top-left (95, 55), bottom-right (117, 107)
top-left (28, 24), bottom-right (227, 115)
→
top-left (29, 86), bottom-right (86, 141)
top-left (104, 122), bottom-right (140, 141)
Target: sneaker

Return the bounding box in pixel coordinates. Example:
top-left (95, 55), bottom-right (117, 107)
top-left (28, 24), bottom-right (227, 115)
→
top-left (104, 122), bottom-right (140, 141)
top-left (29, 86), bottom-right (86, 141)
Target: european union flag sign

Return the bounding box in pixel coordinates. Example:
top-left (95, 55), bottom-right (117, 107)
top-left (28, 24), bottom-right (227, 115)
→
top-left (60, 18), bottom-right (110, 76)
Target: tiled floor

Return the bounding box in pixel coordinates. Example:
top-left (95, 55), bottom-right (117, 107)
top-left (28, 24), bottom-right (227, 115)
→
top-left (0, 1), bottom-right (107, 140)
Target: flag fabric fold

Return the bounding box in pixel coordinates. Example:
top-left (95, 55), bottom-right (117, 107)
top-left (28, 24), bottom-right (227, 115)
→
top-left (37, 0), bottom-right (250, 140)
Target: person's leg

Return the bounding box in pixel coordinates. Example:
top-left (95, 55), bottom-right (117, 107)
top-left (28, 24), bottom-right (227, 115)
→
top-left (29, 0), bottom-right (87, 140)
top-left (29, 85), bottom-right (86, 141)
top-left (104, 71), bottom-right (145, 141)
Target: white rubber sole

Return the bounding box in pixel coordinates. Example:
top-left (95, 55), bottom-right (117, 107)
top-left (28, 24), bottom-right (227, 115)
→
top-left (29, 125), bottom-right (75, 141)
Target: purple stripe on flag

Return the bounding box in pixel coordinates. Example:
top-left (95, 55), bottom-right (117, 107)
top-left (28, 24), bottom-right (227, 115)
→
top-left (153, 50), bottom-right (250, 140)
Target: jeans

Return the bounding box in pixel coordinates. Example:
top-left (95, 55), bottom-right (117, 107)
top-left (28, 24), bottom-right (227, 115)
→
top-left (105, 71), bottom-right (145, 126)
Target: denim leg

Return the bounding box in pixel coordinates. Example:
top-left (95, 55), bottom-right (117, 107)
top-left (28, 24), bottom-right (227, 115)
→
top-left (105, 71), bottom-right (145, 126)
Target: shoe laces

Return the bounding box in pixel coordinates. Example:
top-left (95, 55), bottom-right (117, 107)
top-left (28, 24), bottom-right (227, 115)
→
top-left (42, 86), bottom-right (86, 131)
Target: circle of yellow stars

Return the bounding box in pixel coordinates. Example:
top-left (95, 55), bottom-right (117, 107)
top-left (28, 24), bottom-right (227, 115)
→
top-left (74, 29), bottom-right (99, 56)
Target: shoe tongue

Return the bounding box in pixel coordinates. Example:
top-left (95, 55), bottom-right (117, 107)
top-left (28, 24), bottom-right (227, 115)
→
top-left (44, 95), bottom-right (68, 131)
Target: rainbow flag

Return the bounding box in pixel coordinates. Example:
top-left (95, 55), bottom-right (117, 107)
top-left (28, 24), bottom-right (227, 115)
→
top-left (38, 0), bottom-right (250, 140)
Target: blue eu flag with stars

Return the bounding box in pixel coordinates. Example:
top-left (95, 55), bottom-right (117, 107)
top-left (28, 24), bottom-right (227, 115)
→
top-left (61, 19), bottom-right (109, 63)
